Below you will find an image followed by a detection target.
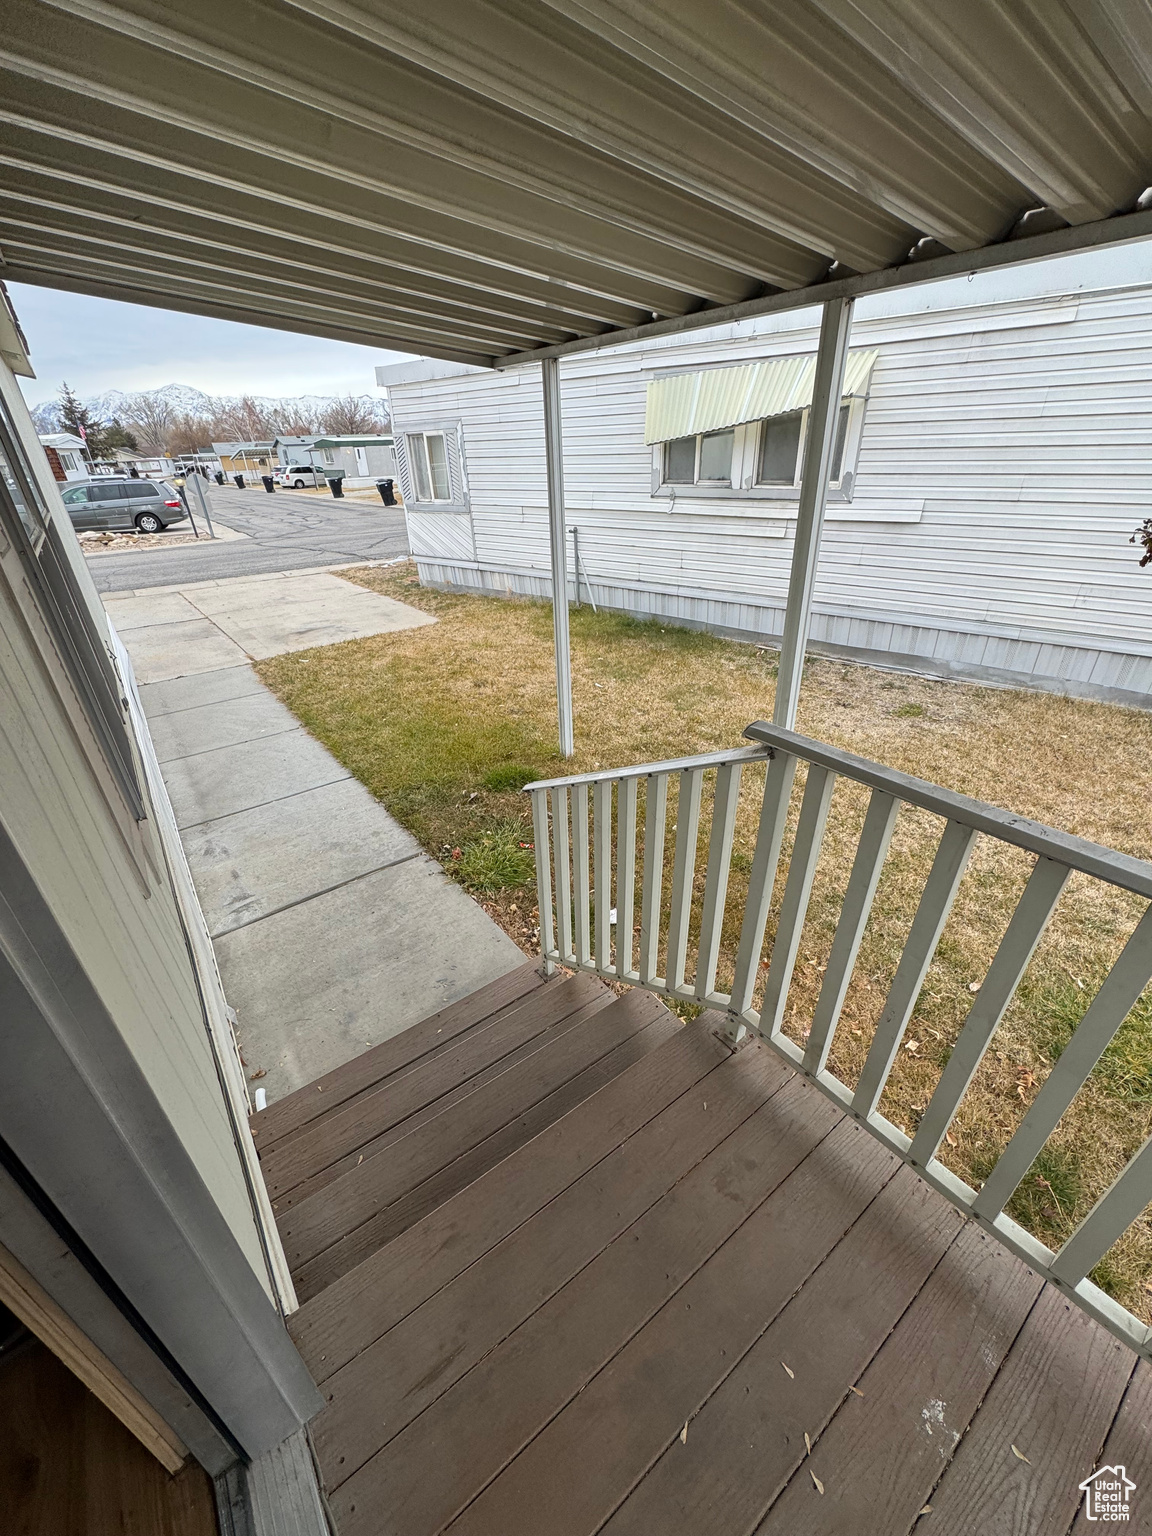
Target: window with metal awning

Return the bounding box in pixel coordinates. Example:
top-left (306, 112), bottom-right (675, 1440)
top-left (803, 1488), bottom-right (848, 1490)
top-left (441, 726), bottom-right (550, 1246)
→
top-left (645, 349), bottom-right (879, 495)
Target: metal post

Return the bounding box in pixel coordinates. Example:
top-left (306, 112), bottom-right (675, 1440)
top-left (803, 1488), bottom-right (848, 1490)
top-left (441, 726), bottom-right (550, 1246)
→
top-left (772, 296), bottom-right (854, 729)
top-left (542, 356), bottom-right (574, 756)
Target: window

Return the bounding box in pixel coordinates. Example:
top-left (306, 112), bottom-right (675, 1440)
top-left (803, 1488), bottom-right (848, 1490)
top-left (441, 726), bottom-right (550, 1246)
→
top-left (0, 403), bottom-right (144, 819)
top-left (662, 429), bottom-right (734, 486)
top-left (61, 485), bottom-right (89, 506)
top-left (408, 432), bottom-right (451, 501)
top-left (322, 448), bottom-right (334, 465)
top-left (753, 402), bottom-right (853, 490)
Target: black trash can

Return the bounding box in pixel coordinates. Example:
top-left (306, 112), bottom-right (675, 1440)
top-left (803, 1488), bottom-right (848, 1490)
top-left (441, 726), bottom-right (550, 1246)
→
top-left (261, 475), bottom-right (275, 493)
top-left (233, 474), bottom-right (245, 489)
top-left (327, 473), bottom-right (345, 499)
top-left (214, 471), bottom-right (225, 485)
top-left (376, 478), bottom-right (396, 506)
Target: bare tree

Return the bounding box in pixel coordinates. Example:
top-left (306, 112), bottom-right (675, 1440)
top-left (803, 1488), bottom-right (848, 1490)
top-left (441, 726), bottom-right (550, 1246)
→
top-left (318, 394), bottom-right (388, 434)
top-left (118, 390), bottom-right (176, 453)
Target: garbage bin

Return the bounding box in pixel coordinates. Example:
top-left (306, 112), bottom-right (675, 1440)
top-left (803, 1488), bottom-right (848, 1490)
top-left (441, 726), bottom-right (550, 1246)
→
top-left (214, 471), bottom-right (225, 485)
top-left (376, 478), bottom-right (396, 506)
top-left (326, 472), bottom-right (345, 499)
top-left (261, 475), bottom-right (276, 493)
top-left (233, 474), bottom-right (245, 490)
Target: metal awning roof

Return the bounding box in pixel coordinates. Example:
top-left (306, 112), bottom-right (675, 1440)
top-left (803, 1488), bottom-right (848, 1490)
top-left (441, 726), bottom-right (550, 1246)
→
top-left (3, 0), bottom-right (1152, 369)
top-left (644, 349), bottom-right (878, 443)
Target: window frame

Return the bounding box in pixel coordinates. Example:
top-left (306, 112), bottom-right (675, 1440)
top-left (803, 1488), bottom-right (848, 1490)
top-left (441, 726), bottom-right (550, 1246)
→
top-left (0, 402), bottom-right (146, 823)
top-left (652, 394), bottom-right (867, 503)
top-left (406, 431), bottom-right (453, 504)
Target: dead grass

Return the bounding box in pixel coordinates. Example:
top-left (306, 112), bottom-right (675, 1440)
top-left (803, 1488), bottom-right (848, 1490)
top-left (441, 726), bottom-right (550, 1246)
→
top-left (258, 563), bottom-right (1152, 1318)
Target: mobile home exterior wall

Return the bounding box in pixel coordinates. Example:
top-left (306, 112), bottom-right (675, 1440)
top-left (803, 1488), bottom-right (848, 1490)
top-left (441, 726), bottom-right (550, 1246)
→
top-left (0, 353), bottom-right (319, 1465)
top-left (384, 253), bottom-right (1152, 707)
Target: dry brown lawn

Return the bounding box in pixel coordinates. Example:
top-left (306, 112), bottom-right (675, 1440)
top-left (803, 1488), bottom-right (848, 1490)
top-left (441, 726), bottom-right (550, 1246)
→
top-left (258, 563), bottom-right (1152, 1318)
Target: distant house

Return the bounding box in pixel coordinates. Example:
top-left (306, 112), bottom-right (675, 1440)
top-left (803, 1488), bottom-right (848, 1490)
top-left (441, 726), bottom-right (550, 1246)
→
top-left (38, 432), bottom-right (87, 482)
top-left (274, 434), bottom-right (395, 484)
top-left (381, 247), bottom-right (1152, 710)
top-left (212, 440), bottom-right (276, 476)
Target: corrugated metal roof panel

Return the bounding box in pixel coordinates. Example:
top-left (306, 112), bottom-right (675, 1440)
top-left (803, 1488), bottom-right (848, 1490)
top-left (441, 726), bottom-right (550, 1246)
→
top-left (645, 350), bottom-right (878, 441)
top-left (3, 1), bottom-right (1152, 364)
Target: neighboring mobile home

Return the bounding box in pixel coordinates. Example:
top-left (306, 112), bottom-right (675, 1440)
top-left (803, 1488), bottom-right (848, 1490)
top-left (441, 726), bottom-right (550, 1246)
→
top-left (382, 247), bottom-right (1152, 709)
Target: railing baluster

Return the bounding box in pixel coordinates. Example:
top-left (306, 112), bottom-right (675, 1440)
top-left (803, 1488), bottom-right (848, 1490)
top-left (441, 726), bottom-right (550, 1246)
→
top-left (1051, 1131), bottom-right (1152, 1288)
top-left (552, 786), bottom-right (572, 964)
top-left (727, 752), bottom-right (798, 1028)
top-left (973, 903), bottom-right (1152, 1221)
top-left (616, 776), bottom-right (638, 980)
top-left (853, 819), bottom-right (978, 1119)
top-left (531, 788), bottom-right (555, 973)
top-left (639, 774), bottom-right (668, 985)
top-left (803, 789), bottom-right (900, 1075)
top-left (695, 762), bottom-right (743, 1001)
top-left (759, 764), bottom-right (836, 1037)
top-left (572, 782), bottom-right (591, 967)
top-left (594, 779), bottom-right (613, 973)
top-left (666, 768), bottom-right (704, 993)
top-left (910, 856), bottom-right (1071, 1166)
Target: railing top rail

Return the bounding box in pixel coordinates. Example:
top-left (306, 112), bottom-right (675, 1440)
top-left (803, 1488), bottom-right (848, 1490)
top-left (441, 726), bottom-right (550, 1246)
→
top-left (744, 722), bottom-right (1152, 901)
top-left (523, 744), bottom-right (770, 794)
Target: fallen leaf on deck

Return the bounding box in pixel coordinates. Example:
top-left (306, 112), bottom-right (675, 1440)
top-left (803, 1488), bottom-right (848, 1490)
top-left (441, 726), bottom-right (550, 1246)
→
top-left (849, 1385), bottom-right (864, 1397)
top-left (781, 1361), bottom-right (794, 1379)
top-left (680, 1422), bottom-right (688, 1444)
top-left (1011, 1444), bottom-right (1030, 1463)
top-left (811, 1471), bottom-right (824, 1495)
top-left (804, 1432), bottom-right (812, 1455)
top-left (919, 1507), bottom-right (932, 1516)
top-left (249, 1068), bottom-right (266, 1080)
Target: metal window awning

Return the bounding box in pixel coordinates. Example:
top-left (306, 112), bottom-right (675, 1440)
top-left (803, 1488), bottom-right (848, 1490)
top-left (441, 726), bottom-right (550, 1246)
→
top-left (644, 349), bottom-right (878, 443)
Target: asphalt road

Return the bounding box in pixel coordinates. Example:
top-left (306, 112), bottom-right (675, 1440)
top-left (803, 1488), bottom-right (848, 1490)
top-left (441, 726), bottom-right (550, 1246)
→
top-left (86, 484), bottom-right (410, 593)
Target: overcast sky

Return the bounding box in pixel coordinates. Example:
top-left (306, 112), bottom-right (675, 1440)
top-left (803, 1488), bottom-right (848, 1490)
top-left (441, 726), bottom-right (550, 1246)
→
top-left (9, 282), bottom-right (415, 405)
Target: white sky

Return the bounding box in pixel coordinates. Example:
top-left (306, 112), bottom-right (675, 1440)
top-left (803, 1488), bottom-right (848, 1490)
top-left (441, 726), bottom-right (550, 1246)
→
top-left (9, 282), bottom-right (415, 405)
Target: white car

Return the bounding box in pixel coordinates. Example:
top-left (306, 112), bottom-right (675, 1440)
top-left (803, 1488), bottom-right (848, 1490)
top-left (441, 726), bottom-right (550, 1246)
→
top-left (273, 463), bottom-right (325, 488)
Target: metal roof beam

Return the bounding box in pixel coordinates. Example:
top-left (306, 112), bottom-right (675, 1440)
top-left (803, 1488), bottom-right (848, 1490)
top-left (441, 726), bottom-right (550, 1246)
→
top-left (1, 245), bottom-right (508, 362)
top-left (0, 135), bottom-right (656, 330)
top-left (1, 264), bottom-right (497, 368)
top-left (497, 205), bottom-right (1152, 367)
top-left (0, 205), bottom-right (581, 349)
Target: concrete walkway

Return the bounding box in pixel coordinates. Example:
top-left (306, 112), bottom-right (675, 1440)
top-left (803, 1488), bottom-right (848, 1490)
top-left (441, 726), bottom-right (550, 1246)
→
top-left (107, 569), bottom-right (526, 1102)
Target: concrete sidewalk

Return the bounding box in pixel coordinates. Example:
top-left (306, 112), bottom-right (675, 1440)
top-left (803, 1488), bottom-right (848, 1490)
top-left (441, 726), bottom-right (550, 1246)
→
top-left (108, 569), bottom-right (526, 1102)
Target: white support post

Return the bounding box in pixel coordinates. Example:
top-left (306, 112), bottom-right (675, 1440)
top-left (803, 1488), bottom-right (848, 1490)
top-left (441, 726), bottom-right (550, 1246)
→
top-left (772, 296), bottom-right (854, 729)
top-left (542, 356), bottom-right (574, 757)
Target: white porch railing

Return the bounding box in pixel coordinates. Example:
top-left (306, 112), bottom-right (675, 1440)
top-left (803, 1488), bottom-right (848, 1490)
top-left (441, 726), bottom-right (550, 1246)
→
top-left (525, 722), bottom-right (1152, 1357)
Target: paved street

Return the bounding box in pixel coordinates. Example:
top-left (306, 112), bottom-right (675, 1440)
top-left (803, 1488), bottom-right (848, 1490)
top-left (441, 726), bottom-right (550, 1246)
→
top-left (85, 483), bottom-right (409, 592)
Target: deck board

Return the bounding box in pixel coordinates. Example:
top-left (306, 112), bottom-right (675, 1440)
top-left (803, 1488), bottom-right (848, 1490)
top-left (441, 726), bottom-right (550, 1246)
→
top-left (1069, 1359), bottom-right (1152, 1532)
top-left (288, 1023), bottom-right (731, 1380)
top-left (331, 1077), bottom-right (882, 1536)
top-left (918, 1284), bottom-right (1135, 1535)
top-left (599, 1165), bottom-right (964, 1536)
top-left (280, 986), bottom-right (649, 1290)
top-left (251, 960), bottom-right (545, 1148)
top-left (265, 971), bottom-right (610, 1206)
top-left (311, 1042), bottom-right (792, 1485)
top-left (751, 1222), bottom-right (1044, 1535)
top-left (258, 981), bottom-right (1145, 1536)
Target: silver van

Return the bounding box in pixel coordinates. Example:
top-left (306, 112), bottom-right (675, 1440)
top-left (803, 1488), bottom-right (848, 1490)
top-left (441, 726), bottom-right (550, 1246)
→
top-left (59, 477), bottom-right (189, 534)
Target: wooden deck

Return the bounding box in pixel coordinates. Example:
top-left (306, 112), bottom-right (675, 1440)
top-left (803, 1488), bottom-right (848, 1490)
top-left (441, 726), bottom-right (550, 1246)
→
top-left (253, 963), bottom-right (1152, 1536)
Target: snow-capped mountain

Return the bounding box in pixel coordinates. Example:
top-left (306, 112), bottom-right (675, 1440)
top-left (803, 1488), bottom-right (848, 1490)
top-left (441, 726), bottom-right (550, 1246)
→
top-left (30, 382), bottom-right (387, 433)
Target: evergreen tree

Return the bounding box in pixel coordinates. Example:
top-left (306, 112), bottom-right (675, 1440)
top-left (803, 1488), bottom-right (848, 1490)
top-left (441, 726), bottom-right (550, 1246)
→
top-left (56, 381), bottom-right (100, 456)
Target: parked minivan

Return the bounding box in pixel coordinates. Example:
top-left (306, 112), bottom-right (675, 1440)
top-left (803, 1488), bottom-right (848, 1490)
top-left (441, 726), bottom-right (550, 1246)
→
top-left (59, 477), bottom-right (189, 534)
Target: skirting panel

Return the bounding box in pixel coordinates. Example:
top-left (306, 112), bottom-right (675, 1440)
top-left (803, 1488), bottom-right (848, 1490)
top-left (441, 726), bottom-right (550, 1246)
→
top-left (415, 560), bottom-right (1152, 710)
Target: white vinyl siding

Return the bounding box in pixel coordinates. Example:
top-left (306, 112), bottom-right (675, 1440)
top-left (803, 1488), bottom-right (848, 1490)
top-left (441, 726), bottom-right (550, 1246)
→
top-left (388, 263), bottom-right (1152, 704)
